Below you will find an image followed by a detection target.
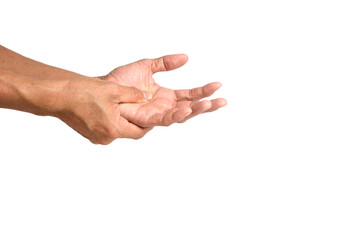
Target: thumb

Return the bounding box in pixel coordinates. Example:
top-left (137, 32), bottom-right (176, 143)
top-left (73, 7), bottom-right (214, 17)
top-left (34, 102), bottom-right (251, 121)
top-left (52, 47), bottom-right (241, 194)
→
top-left (151, 54), bottom-right (188, 73)
top-left (116, 86), bottom-right (151, 103)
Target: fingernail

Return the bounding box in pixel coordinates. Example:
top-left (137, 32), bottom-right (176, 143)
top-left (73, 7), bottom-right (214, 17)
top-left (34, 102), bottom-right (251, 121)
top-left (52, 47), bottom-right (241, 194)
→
top-left (142, 91), bottom-right (152, 100)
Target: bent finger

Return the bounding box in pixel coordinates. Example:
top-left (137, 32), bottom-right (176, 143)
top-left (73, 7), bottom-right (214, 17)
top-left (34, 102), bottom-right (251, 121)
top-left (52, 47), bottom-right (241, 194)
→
top-left (178, 100), bottom-right (212, 123)
top-left (146, 107), bottom-right (192, 127)
top-left (119, 118), bottom-right (152, 139)
top-left (179, 98), bottom-right (227, 123)
top-left (175, 82), bottom-right (222, 101)
top-left (115, 85), bottom-right (148, 103)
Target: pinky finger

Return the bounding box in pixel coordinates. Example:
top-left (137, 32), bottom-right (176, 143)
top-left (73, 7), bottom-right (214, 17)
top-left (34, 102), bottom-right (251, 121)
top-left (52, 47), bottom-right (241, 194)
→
top-left (162, 107), bottom-right (192, 126)
top-left (178, 100), bottom-right (212, 123)
top-left (179, 98), bottom-right (227, 123)
top-left (146, 107), bottom-right (192, 127)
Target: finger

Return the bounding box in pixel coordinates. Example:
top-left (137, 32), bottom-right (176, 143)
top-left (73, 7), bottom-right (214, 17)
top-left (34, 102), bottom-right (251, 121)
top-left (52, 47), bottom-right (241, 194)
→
top-left (175, 100), bottom-right (192, 108)
top-left (115, 85), bottom-right (149, 103)
top-left (175, 82), bottom-right (222, 101)
top-left (119, 118), bottom-right (153, 139)
top-left (179, 98), bottom-right (227, 123)
top-left (146, 107), bottom-right (192, 127)
top-left (163, 108), bottom-right (192, 126)
top-left (204, 98), bottom-right (227, 113)
top-left (178, 100), bottom-right (212, 123)
top-left (151, 54), bottom-right (188, 73)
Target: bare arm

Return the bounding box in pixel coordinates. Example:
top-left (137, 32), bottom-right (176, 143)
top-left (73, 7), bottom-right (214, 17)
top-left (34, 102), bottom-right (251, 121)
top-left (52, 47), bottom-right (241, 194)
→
top-left (0, 45), bottom-right (82, 80)
top-left (0, 46), bottom-right (226, 144)
top-left (0, 68), bottom-right (66, 116)
top-left (0, 67), bottom-right (150, 144)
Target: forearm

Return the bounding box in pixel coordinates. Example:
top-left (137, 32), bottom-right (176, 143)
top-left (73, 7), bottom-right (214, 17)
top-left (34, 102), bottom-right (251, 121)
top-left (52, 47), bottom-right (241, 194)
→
top-left (0, 68), bottom-right (68, 116)
top-left (0, 45), bottom-right (83, 80)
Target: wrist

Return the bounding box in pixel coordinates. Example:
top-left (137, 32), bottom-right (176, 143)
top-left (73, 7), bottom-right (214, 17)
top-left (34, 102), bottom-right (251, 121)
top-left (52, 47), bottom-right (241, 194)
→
top-left (52, 76), bottom-right (104, 119)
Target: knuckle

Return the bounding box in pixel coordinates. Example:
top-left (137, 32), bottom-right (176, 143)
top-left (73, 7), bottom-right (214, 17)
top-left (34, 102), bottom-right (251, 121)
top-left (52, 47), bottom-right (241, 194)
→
top-left (92, 122), bottom-right (119, 140)
top-left (105, 126), bottom-right (119, 139)
top-left (99, 139), bottom-right (112, 145)
top-left (141, 58), bottom-right (151, 63)
top-left (139, 58), bottom-right (152, 66)
top-left (163, 120), bottom-right (173, 127)
top-left (189, 89), bottom-right (194, 100)
top-left (108, 83), bottom-right (119, 93)
top-left (89, 138), bottom-right (99, 145)
top-left (133, 131), bottom-right (146, 140)
top-left (162, 57), bottom-right (169, 71)
top-left (89, 137), bottom-right (112, 145)
top-left (129, 87), bottom-right (137, 95)
top-left (100, 83), bottom-right (120, 100)
top-left (130, 87), bottom-right (142, 99)
top-left (151, 59), bottom-right (159, 71)
top-left (111, 84), bottom-right (124, 96)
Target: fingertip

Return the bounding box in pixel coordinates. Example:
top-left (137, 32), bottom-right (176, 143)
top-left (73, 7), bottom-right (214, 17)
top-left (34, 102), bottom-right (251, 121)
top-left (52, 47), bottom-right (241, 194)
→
top-left (165, 54), bottom-right (189, 70)
top-left (218, 98), bottom-right (227, 107)
top-left (180, 54), bottom-right (189, 63)
top-left (211, 82), bottom-right (222, 89)
top-left (200, 82), bottom-right (222, 98)
top-left (171, 53), bottom-right (188, 60)
top-left (204, 82), bottom-right (222, 90)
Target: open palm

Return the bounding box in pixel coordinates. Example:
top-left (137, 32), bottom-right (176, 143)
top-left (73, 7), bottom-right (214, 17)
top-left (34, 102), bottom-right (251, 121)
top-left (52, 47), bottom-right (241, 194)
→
top-left (102, 54), bottom-right (226, 128)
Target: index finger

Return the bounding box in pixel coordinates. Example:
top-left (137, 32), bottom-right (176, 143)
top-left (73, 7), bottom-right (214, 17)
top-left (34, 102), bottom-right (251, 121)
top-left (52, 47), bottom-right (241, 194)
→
top-left (113, 85), bottom-right (147, 103)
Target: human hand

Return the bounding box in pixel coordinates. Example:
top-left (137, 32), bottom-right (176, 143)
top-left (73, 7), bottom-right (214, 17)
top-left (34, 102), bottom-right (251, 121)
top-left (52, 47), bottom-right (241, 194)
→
top-left (102, 54), bottom-right (227, 127)
top-left (56, 77), bottom-right (152, 144)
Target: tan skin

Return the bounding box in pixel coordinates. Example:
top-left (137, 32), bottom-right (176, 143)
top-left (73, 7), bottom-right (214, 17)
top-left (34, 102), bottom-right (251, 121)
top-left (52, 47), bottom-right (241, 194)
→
top-left (0, 46), bottom-right (226, 144)
top-left (102, 54), bottom-right (226, 127)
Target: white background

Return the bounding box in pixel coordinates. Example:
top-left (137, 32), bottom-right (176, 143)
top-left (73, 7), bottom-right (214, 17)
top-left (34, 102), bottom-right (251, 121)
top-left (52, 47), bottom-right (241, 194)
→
top-left (1, 0), bottom-right (360, 239)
